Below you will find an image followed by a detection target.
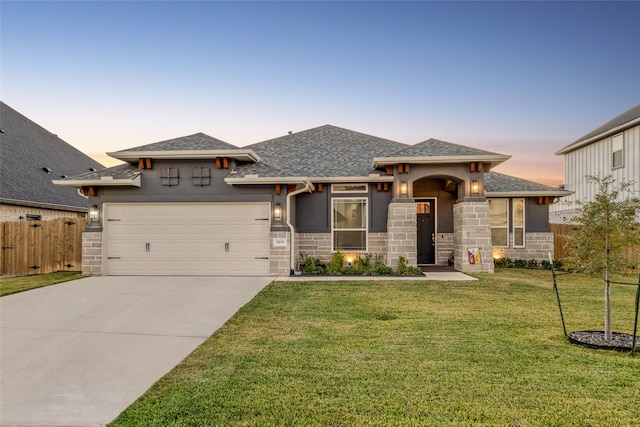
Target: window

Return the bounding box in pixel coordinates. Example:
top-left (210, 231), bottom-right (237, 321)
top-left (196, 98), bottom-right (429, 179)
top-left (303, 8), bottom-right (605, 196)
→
top-left (612, 133), bottom-right (624, 169)
top-left (332, 198), bottom-right (367, 251)
top-left (332, 184), bottom-right (368, 193)
top-left (192, 167), bottom-right (210, 186)
top-left (513, 198), bottom-right (525, 247)
top-left (488, 199), bottom-right (508, 247)
top-left (161, 167), bottom-right (179, 186)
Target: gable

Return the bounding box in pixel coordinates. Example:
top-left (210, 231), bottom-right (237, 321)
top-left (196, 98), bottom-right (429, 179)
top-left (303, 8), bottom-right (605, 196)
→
top-left (556, 103), bottom-right (640, 155)
top-left (0, 102), bottom-right (104, 211)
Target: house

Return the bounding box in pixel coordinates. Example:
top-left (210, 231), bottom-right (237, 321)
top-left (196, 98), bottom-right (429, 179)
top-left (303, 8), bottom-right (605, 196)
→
top-left (0, 102), bottom-right (104, 221)
top-left (551, 103), bottom-right (640, 223)
top-left (53, 125), bottom-right (570, 276)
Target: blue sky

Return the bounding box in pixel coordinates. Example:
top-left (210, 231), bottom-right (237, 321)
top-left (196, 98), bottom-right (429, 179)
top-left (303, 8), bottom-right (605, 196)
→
top-left (2, 1), bottom-right (639, 185)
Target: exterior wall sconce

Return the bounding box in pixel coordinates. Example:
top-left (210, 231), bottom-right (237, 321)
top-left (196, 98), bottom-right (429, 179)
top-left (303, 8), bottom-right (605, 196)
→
top-left (273, 203), bottom-right (282, 221)
top-left (471, 180), bottom-right (480, 196)
top-left (89, 205), bottom-right (99, 221)
top-left (400, 182), bottom-right (408, 197)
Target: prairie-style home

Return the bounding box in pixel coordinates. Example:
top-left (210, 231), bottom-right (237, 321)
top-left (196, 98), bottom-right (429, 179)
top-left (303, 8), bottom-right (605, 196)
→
top-left (55, 125), bottom-right (570, 276)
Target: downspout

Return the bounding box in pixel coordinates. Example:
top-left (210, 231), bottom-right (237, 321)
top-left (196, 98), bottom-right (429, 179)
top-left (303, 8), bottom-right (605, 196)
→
top-left (286, 180), bottom-right (314, 273)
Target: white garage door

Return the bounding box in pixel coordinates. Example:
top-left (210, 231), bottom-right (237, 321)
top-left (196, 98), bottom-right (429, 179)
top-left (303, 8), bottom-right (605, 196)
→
top-left (104, 203), bottom-right (271, 276)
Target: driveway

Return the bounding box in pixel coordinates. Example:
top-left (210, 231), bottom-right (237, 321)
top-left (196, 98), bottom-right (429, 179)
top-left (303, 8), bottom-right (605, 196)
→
top-left (0, 276), bottom-right (271, 427)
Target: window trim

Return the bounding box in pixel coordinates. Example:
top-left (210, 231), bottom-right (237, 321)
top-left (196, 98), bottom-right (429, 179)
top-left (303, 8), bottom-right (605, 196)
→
top-left (331, 197), bottom-right (368, 252)
top-left (512, 198), bottom-right (525, 248)
top-left (612, 133), bottom-right (624, 169)
top-left (331, 183), bottom-right (368, 194)
top-left (488, 198), bottom-right (509, 248)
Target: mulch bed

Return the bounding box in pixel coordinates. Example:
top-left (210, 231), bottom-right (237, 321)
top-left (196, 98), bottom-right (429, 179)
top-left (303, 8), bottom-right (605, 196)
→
top-left (568, 330), bottom-right (640, 352)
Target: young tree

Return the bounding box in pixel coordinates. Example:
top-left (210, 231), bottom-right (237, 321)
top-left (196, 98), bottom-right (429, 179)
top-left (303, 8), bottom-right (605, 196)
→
top-left (565, 175), bottom-right (640, 342)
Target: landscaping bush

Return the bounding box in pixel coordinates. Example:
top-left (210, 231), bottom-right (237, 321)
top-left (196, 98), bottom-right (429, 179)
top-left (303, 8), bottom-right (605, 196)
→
top-left (302, 255), bottom-right (326, 275)
top-left (326, 250), bottom-right (345, 275)
top-left (395, 256), bottom-right (423, 276)
top-left (494, 257), bottom-right (512, 268)
top-left (373, 254), bottom-right (394, 276)
top-left (495, 257), bottom-right (563, 270)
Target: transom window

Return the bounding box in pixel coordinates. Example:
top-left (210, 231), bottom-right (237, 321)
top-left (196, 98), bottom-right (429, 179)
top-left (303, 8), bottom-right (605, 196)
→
top-left (332, 198), bottom-right (367, 251)
top-left (331, 184), bottom-right (368, 193)
top-left (612, 133), bottom-right (624, 169)
top-left (488, 199), bottom-right (509, 247)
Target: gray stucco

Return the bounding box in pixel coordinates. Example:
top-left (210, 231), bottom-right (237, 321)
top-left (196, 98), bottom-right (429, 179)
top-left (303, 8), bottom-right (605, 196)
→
top-left (295, 185), bottom-right (393, 234)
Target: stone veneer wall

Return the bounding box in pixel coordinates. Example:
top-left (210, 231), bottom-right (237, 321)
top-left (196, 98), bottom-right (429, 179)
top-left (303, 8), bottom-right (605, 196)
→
top-left (386, 203), bottom-right (417, 268)
top-left (453, 201), bottom-right (494, 273)
top-left (270, 230), bottom-right (291, 277)
top-left (492, 232), bottom-right (554, 261)
top-left (436, 233), bottom-right (455, 265)
top-left (296, 232), bottom-right (388, 267)
top-left (82, 231), bottom-right (103, 275)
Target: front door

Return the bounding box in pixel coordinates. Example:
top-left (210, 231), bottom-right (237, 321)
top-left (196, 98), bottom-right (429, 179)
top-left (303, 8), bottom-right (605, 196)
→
top-left (417, 201), bottom-right (435, 264)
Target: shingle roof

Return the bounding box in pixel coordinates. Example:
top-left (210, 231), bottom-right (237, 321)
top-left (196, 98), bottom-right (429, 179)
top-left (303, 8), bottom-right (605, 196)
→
top-left (388, 138), bottom-right (504, 157)
top-left (485, 172), bottom-right (571, 196)
top-left (240, 125), bottom-right (404, 178)
top-left (112, 132), bottom-right (237, 152)
top-left (64, 163), bottom-right (141, 181)
top-left (0, 102), bottom-right (104, 211)
top-left (55, 124), bottom-right (560, 196)
top-left (556, 103), bottom-right (640, 154)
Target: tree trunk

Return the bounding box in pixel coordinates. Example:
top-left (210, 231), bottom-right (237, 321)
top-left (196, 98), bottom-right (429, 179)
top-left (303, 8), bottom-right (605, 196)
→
top-left (604, 229), bottom-right (612, 342)
top-left (605, 275), bottom-right (612, 342)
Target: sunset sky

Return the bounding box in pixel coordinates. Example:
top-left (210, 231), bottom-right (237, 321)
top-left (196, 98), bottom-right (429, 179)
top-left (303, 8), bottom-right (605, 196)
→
top-left (2, 1), bottom-right (639, 186)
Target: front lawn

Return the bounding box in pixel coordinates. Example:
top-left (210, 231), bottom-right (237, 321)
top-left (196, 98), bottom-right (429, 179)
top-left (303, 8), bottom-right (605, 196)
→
top-left (110, 269), bottom-right (640, 426)
top-left (0, 271), bottom-right (83, 297)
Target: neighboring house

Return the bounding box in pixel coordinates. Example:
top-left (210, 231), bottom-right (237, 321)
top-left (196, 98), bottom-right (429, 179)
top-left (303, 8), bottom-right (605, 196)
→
top-left (552, 103), bottom-right (640, 223)
top-left (0, 102), bottom-right (104, 221)
top-left (54, 125), bottom-right (570, 277)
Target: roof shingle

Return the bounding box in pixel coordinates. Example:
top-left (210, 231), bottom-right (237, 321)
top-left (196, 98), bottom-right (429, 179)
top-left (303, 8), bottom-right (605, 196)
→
top-left (0, 102), bottom-right (104, 211)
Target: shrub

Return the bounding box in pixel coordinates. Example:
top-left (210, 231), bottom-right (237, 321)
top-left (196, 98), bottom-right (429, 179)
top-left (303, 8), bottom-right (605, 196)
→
top-left (301, 255), bottom-right (325, 275)
top-left (513, 259), bottom-right (528, 268)
top-left (494, 257), bottom-right (512, 268)
top-left (354, 253), bottom-right (374, 275)
top-left (340, 265), bottom-right (361, 275)
top-left (373, 254), bottom-right (394, 275)
top-left (541, 259), bottom-right (563, 270)
top-left (395, 256), bottom-right (423, 276)
top-left (396, 256), bottom-right (409, 276)
top-left (326, 250), bottom-right (345, 275)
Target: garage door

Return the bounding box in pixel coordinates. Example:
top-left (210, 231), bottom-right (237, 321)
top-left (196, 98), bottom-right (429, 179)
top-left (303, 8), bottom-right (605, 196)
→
top-left (104, 203), bottom-right (270, 276)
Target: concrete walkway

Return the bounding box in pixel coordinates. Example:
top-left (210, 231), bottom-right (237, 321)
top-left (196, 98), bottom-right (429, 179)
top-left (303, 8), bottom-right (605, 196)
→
top-left (0, 276), bottom-right (271, 427)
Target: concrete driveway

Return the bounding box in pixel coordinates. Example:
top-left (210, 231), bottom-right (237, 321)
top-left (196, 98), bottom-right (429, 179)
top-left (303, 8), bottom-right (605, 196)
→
top-left (0, 276), bottom-right (271, 427)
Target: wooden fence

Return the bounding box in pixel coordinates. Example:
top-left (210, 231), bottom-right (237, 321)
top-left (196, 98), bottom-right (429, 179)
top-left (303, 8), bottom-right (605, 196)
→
top-left (0, 217), bottom-right (86, 275)
top-left (551, 223), bottom-right (640, 267)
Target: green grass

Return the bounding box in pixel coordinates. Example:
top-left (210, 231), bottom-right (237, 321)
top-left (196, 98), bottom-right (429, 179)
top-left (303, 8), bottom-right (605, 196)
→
top-left (0, 271), bottom-right (83, 296)
top-left (110, 269), bottom-right (640, 426)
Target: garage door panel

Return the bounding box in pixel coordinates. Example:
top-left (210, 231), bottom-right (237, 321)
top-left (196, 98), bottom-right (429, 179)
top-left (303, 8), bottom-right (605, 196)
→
top-left (105, 203), bottom-right (271, 276)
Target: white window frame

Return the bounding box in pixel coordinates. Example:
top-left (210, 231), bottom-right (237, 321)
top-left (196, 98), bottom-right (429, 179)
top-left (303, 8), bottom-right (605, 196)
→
top-left (331, 183), bottom-right (368, 193)
top-left (612, 133), bottom-right (624, 169)
top-left (331, 197), bottom-right (368, 252)
top-left (488, 198), bottom-right (509, 248)
top-left (512, 198), bottom-right (525, 248)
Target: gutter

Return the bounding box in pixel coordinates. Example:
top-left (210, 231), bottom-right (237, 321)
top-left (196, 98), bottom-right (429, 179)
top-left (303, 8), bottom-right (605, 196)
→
top-left (285, 180), bottom-right (315, 273)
